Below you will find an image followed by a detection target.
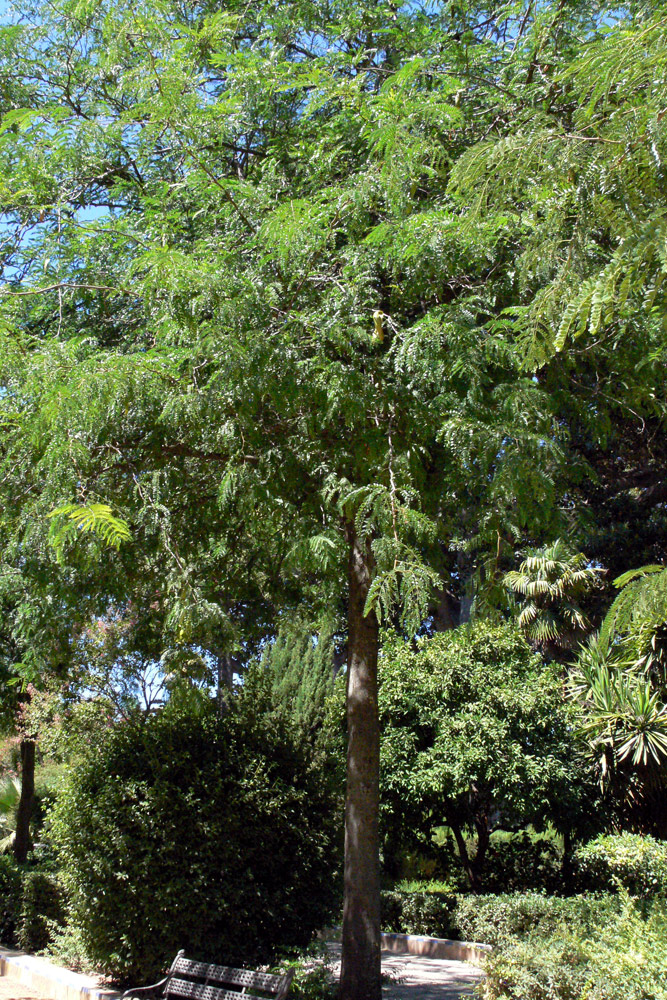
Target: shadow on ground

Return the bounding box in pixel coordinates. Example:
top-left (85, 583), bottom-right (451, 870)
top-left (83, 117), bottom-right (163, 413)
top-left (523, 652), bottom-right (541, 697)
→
top-left (325, 944), bottom-right (483, 1000)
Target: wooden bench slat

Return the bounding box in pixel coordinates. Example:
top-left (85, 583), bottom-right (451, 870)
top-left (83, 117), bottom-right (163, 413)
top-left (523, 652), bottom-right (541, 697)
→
top-left (172, 959), bottom-right (288, 994)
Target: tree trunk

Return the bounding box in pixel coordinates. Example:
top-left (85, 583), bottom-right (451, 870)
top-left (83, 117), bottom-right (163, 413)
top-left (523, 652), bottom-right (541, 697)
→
top-left (13, 738), bottom-right (35, 864)
top-left (561, 828), bottom-right (573, 889)
top-left (339, 526), bottom-right (381, 1000)
top-left (449, 819), bottom-right (479, 892)
top-left (215, 652), bottom-right (234, 717)
top-left (430, 589), bottom-right (459, 632)
top-left (471, 817), bottom-right (491, 888)
top-left (458, 594), bottom-right (474, 625)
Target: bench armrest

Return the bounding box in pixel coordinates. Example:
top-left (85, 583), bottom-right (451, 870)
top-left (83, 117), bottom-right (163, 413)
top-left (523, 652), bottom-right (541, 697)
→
top-left (120, 948), bottom-right (185, 1000)
top-left (120, 974), bottom-right (171, 1000)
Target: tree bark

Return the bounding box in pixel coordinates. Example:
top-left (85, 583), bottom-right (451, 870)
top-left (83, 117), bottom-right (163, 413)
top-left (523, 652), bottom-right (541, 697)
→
top-left (13, 738), bottom-right (35, 864)
top-left (430, 588), bottom-right (459, 632)
top-left (561, 828), bottom-right (573, 888)
top-left (215, 652), bottom-right (234, 717)
top-left (339, 525), bottom-right (381, 1000)
top-left (448, 818), bottom-right (479, 892)
top-left (471, 816), bottom-right (491, 888)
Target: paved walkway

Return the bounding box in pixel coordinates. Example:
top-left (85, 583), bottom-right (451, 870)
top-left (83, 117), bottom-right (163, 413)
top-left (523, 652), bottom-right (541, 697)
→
top-left (1, 948), bottom-right (484, 1000)
top-left (327, 944), bottom-right (484, 1000)
top-left (0, 979), bottom-right (51, 1000)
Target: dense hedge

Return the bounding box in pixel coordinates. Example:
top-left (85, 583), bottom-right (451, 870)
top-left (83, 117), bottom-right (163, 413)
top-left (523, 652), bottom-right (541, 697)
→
top-left (0, 854), bottom-right (21, 945)
top-left (471, 892), bottom-right (667, 1000)
top-left (452, 891), bottom-right (621, 946)
top-left (18, 871), bottom-right (65, 953)
top-left (389, 889), bottom-right (667, 1000)
top-left (49, 708), bottom-right (341, 984)
top-left (575, 832), bottom-right (667, 897)
top-left (381, 889), bottom-right (456, 938)
top-left (380, 887), bottom-right (624, 945)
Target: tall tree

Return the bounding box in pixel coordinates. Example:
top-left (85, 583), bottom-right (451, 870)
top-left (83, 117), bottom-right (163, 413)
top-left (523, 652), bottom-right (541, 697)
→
top-left (0, 1), bottom-right (612, 993)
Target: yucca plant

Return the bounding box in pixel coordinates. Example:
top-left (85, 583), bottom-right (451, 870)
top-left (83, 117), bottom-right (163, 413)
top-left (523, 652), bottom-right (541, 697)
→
top-left (570, 567), bottom-right (667, 834)
top-left (574, 658), bottom-right (667, 771)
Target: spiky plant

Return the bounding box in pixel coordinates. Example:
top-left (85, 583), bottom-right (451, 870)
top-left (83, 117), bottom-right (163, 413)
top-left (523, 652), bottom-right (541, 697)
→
top-left (574, 651), bottom-right (667, 772)
top-left (570, 567), bottom-right (667, 835)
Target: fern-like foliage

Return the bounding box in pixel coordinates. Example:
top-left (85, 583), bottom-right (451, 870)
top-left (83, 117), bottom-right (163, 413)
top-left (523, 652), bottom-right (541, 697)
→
top-left (325, 475), bottom-right (441, 632)
top-left (47, 503), bottom-right (131, 560)
top-left (364, 553), bottom-right (442, 637)
top-left (449, 8), bottom-right (667, 369)
top-left (599, 565), bottom-right (667, 664)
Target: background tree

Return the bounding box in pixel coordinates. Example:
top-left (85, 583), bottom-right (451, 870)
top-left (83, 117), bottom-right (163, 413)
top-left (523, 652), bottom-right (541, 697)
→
top-left (250, 617), bottom-right (341, 740)
top-left (378, 621), bottom-right (595, 891)
top-left (450, 2), bottom-right (667, 583)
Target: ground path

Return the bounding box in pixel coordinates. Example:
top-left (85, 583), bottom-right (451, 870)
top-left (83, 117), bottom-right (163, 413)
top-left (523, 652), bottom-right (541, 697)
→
top-left (326, 943), bottom-right (484, 1000)
top-left (0, 978), bottom-right (51, 1000)
top-left (0, 946), bottom-right (484, 1000)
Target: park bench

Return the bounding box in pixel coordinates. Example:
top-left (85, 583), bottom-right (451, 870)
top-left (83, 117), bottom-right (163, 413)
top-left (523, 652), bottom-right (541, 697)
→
top-left (120, 950), bottom-right (294, 1000)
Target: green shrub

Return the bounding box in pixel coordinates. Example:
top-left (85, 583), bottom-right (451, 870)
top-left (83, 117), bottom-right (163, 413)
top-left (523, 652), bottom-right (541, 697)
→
top-left (379, 885), bottom-right (631, 948)
top-left (381, 889), bottom-right (456, 938)
top-left (575, 832), bottom-right (667, 897)
top-left (0, 854), bottom-right (21, 945)
top-left (482, 894), bottom-right (667, 1000)
top-left (44, 920), bottom-right (95, 974)
top-left (49, 708), bottom-right (341, 984)
top-left (271, 943), bottom-right (337, 1000)
top-left (18, 870), bottom-right (65, 953)
top-left (452, 892), bottom-right (620, 946)
top-left (483, 932), bottom-right (590, 1000)
top-left (394, 878), bottom-right (456, 894)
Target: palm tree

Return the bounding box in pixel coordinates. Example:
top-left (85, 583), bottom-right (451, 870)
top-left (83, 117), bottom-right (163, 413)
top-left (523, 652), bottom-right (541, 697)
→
top-left (503, 538), bottom-right (603, 656)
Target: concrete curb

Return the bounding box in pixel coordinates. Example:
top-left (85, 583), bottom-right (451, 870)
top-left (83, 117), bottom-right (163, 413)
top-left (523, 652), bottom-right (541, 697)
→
top-left (380, 932), bottom-right (491, 964)
top-left (0, 946), bottom-right (120, 1000)
top-left (321, 927), bottom-right (492, 966)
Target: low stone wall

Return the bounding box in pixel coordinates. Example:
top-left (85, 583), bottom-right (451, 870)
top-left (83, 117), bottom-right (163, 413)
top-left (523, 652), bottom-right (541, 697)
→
top-left (380, 931), bottom-right (491, 964)
top-left (321, 927), bottom-right (492, 965)
top-left (0, 946), bottom-right (120, 1000)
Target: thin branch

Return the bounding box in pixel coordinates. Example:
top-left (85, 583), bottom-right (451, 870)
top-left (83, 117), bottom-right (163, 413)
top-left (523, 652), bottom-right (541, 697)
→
top-left (186, 150), bottom-right (257, 233)
top-left (1, 282), bottom-right (129, 297)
